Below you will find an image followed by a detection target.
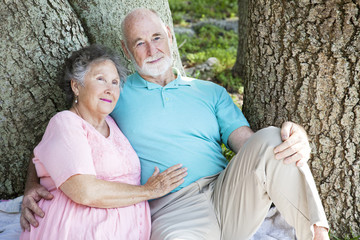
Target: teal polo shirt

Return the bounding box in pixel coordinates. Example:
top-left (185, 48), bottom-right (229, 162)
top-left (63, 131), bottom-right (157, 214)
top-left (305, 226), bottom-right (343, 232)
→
top-left (111, 71), bottom-right (249, 192)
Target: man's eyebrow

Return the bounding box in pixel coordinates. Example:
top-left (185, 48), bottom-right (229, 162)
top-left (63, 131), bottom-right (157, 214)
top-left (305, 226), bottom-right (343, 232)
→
top-left (153, 32), bottom-right (162, 37)
top-left (131, 32), bottom-right (164, 46)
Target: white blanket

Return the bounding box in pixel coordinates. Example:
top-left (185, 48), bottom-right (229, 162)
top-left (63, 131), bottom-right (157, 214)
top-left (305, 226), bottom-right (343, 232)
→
top-left (0, 196), bottom-right (23, 240)
top-left (0, 197), bottom-right (296, 239)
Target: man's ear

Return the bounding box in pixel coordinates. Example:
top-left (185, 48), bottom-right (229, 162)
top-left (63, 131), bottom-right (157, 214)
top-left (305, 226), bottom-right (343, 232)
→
top-left (166, 26), bottom-right (173, 45)
top-left (71, 79), bottom-right (80, 96)
top-left (121, 40), bottom-right (131, 60)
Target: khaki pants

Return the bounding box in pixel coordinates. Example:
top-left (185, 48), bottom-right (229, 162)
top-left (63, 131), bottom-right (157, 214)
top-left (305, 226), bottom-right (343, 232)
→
top-left (150, 127), bottom-right (329, 240)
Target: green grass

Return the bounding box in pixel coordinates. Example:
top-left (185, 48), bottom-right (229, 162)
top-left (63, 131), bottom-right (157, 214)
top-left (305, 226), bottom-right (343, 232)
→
top-left (169, 0), bottom-right (237, 25)
top-left (175, 23), bottom-right (242, 93)
top-left (330, 230), bottom-right (360, 240)
top-left (170, 0), bottom-right (243, 93)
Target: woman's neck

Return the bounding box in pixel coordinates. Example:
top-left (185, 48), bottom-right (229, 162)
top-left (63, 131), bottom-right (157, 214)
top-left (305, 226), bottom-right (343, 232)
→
top-left (70, 105), bottom-right (109, 137)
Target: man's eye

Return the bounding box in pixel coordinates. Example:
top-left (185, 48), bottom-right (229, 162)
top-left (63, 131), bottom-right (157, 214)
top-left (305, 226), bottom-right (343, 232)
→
top-left (136, 42), bottom-right (145, 47)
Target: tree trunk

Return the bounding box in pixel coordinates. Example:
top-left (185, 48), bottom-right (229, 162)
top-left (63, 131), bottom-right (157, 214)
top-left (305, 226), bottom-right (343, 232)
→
top-left (0, 0), bottom-right (182, 199)
top-left (232, 0), bottom-right (248, 79)
top-left (0, 0), bottom-right (89, 199)
top-left (241, 0), bottom-right (360, 236)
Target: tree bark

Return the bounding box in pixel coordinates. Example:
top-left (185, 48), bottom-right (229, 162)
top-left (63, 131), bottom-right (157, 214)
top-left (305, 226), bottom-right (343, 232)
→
top-left (241, 0), bottom-right (360, 236)
top-left (232, 0), bottom-right (248, 79)
top-left (0, 0), bottom-right (182, 199)
top-left (0, 0), bottom-right (89, 199)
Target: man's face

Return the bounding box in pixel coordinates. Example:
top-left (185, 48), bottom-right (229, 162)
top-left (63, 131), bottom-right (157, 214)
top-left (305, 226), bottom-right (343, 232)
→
top-left (124, 13), bottom-right (173, 77)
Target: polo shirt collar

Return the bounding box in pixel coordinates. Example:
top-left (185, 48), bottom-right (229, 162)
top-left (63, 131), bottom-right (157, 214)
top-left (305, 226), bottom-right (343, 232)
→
top-left (129, 68), bottom-right (192, 89)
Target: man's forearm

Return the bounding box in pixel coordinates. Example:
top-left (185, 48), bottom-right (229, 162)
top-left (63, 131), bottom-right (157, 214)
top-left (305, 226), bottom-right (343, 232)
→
top-left (24, 158), bottom-right (40, 193)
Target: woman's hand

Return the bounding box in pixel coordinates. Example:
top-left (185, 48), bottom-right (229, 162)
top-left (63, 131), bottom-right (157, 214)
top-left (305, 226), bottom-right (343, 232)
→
top-left (144, 164), bottom-right (187, 199)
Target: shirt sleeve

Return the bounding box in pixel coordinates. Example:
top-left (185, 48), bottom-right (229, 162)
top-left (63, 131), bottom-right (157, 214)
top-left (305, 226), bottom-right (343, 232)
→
top-left (215, 86), bottom-right (250, 149)
top-left (34, 112), bottom-right (96, 188)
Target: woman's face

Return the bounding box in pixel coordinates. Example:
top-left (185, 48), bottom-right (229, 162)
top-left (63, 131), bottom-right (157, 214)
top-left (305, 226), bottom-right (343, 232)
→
top-left (74, 60), bottom-right (121, 116)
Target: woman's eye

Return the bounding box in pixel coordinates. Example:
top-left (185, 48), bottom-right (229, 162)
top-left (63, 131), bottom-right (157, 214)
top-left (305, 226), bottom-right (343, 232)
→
top-left (112, 80), bottom-right (119, 86)
top-left (97, 77), bottom-right (105, 82)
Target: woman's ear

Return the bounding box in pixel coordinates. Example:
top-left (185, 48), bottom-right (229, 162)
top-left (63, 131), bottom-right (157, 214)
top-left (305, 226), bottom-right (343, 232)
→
top-left (71, 79), bottom-right (80, 96)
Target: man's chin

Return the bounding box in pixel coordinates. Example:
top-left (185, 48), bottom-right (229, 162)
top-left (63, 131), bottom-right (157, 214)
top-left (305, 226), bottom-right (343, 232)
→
top-left (139, 66), bottom-right (171, 78)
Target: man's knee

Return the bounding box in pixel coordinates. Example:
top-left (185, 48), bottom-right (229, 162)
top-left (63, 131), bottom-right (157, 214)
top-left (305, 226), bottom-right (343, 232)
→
top-left (241, 126), bottom-right (282, 157)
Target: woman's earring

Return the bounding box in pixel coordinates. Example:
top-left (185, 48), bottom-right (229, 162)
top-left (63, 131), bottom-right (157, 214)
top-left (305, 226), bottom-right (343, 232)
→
top-left (75, 96), bottom-right (78, 104)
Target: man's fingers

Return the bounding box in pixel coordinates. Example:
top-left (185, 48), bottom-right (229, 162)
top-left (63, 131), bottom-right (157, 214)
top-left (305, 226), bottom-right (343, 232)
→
top-left (20, 215), bottom-right (30, 232)
top-left (23, 197), bottom-right (45, 218)
top-left (274, 142), bottom-right (301, 160)
top-left (21, 207), bottom-right (39, 230)
top-left (37, 188), bottom-right (54, 200)
top-left (280, 122), bottom-right (293, 141)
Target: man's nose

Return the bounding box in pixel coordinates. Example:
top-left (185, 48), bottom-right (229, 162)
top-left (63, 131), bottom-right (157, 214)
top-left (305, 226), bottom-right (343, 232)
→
top-left (147, 42), bottom-right (157, 56)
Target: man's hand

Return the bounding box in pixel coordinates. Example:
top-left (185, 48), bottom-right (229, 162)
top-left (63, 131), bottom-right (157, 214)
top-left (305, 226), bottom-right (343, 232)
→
top-left (20, 183), bottom-right (53, 231)
top-left (273, 121), bottom-right (311, 167)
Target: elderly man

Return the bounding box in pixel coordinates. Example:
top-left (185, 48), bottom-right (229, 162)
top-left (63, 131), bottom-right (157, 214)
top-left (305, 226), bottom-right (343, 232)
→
top-left (21, 8), bottom-right (329, 240)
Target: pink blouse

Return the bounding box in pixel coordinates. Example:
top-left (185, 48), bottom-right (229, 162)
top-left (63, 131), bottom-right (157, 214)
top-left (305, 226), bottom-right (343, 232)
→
top-left (20, 111), bottom-right (151, 240)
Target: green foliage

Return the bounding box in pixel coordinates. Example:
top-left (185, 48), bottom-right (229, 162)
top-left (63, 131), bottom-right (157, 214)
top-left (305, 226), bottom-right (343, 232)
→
top-left (170, 0), bottom-right (242, 93)
top-left (330, 229), bottom-right (360, 240)
top-left (214, 69), bottom-right (244, 93)
top-left (169, 0), bottom-right (237, 25)
top-left (221, 144), bottom-right (235, 161)
top-left (176, 24), bottom-right (237, 66)
top-left (175, 24), bottom-right (242, 92)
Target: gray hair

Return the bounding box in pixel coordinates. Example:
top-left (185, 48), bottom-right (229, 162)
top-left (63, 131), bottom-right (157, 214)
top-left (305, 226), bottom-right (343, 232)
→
top-left (62, 44), bottom-right (127, 107)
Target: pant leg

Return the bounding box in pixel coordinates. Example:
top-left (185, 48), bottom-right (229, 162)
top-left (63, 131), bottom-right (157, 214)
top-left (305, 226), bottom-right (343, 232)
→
top-left (150, 175), bottom-right (221, 240)
top-left (212, 126), bottom-right (329, 240)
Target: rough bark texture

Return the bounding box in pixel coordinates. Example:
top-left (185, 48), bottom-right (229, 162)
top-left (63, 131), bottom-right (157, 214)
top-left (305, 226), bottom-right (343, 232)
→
top-left (0, 0), bottom-right (182, 199)
top-left (242, 0), bottom-right (360, 236)
top-left (0, 0), bottom-right (89, 199)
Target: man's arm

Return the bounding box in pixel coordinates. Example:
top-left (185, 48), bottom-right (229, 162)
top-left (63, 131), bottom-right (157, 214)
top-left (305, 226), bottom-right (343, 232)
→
top-left (20, 160), bottom-right (53, 231)
top-left (227, 122), bottom-right (311, 166)
top-left (227, 126), bottom-right (254, 154)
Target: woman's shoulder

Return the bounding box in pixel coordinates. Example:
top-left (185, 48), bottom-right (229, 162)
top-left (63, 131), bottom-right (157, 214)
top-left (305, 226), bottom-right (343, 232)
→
top-left (44, 110), bottom-right (85, 135)
top-left (49, 110), bottom-right (82, 125)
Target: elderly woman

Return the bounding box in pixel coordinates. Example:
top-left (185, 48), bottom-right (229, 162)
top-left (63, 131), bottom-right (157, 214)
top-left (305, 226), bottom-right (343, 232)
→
top-left (20, 45), bottom-right (187, 240)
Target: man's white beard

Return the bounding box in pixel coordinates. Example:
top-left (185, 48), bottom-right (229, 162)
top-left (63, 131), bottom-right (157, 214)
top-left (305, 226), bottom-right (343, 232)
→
top-left (131, 52), bottom-right (173, 78)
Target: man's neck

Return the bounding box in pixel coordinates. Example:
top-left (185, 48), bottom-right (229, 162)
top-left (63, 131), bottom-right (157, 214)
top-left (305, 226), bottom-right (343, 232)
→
top-left (140, 68), bottom-right (176, 87)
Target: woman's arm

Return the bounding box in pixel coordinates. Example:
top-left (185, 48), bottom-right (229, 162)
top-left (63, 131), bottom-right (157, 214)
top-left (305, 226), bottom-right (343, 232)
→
top-left (60, 164), bottom-right (187, 208)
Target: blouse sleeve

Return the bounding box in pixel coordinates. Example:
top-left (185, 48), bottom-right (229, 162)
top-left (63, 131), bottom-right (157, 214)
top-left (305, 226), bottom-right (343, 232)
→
top-left (34, 112), bottom-right (96, 188)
